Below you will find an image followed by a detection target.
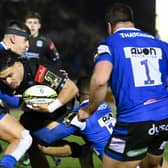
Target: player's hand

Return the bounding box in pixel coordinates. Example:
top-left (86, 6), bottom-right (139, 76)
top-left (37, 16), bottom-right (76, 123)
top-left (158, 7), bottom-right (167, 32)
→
top-left (59, 69), bottom-right (68, 78)
top-left (26, 103), bottom-right (49, 112)
top-left (77, 107), bottom-right (90, 121)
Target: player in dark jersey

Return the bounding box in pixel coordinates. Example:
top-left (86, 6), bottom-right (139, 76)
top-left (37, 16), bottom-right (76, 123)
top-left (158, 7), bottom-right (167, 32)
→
top-left (22, 11), bottom-right (73, 166)
top-left (23, 11), bottom-right (61, 67)
top-left (0, 21), bottom-right (32, 168)
top-left (0, 50), bottom-right (78, 168)
top-left (78, 3), bottom-right (168, 168)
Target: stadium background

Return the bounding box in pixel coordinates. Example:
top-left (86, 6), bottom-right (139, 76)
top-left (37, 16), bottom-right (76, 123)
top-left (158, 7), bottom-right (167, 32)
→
top-left (0, 0), bottom-right (155, 80)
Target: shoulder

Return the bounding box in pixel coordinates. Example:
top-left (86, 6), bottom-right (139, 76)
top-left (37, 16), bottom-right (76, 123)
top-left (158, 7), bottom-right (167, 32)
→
top-left (37, 34), bottom-right (51, 43)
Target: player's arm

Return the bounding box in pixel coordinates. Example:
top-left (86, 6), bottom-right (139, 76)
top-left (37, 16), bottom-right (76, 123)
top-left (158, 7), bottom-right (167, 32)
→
top-left (38, 143), bottom-right (73, 156)
top-left (0, 91), bottom-right (21, 107)
top-left (47, 78), bottom-right (78, 113)
top-left (25, 63), bottom-right (78, 112)
top-left (32, 74), bottom-right (78, 113)
top-left (56, 79), bottom-right (78, 107)
top-left (31, 79), bottom-right (78, 113)
top-left (89, 61), bottom-right (112, 113)
top-left (78, 61), bottom-right (112, 120)
top-left (47, 39), bottom-right (60, 63)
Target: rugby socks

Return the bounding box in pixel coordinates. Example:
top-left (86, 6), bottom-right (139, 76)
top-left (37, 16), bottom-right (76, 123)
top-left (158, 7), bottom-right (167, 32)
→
top-left (0, 154), bottom-right (17, 168)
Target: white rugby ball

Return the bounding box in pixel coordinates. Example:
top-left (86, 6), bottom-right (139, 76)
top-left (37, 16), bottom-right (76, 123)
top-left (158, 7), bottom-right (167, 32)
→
top-left (23, 85), bottom-right (57, 106)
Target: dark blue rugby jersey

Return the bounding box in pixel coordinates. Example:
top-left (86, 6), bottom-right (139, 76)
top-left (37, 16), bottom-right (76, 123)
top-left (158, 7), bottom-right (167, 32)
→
top-left (95, 28), bottom-right (168, 122)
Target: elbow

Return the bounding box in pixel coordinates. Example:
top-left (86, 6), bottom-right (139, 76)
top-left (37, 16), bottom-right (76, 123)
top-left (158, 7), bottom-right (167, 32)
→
top-left (67, 80), bottom-right (79, 96)
top-left (96, 78), bottom-right (107, 87)
top-left (93, 74), bottom-right (108, 87)
top-left (73, 83), bottom-right (79, 96)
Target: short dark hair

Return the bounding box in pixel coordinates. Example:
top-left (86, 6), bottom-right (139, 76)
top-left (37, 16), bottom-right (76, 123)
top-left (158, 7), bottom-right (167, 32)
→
top-left (24, 11), bottom-right (41, 23)
top-left (0, 50), bottom-right (20, 71)
top-left (105, 3), bottom-right (134, 26)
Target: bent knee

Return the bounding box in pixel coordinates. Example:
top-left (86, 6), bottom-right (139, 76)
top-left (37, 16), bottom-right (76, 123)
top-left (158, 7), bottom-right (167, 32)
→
top-left (21, 130), bottom-right (32, 149)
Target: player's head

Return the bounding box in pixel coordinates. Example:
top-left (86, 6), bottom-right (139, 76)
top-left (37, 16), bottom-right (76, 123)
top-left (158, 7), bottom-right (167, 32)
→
top-left (24, 11), bottom-right (41, 37)
top-left (4, 20), bottom-right (30, 55)
top-left (76, 76), bottom-right (91, 102)
top-left (0, 50), bottom-right (24, 89)
top-left (105, 3), bottom-right (134, 34)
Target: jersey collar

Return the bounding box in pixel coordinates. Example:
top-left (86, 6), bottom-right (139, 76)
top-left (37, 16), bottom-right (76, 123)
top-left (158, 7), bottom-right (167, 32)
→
top-left (114, 27), bottom-right (140, 33)
top-left (0, 41), bottom-right (8, 50)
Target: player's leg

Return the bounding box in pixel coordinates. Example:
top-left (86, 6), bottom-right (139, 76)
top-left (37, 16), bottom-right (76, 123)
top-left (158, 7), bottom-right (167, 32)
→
top-left (0, 113), bottom-right (32, 168)
top-left (27, 139), bottom-right (50, 168)
top-left (102, 121), bottom-right (155, 168)
top-left (140, 153), bottom-right (162, 168)
top-left (38, 142), bottom-right (94, 168)
top-left (103, 154), bottom-right (140, 168)
top-left (162, 159), bottom-right (168, 168)
top-left (78, 144), bottom-right (94, 168)
top-left (26, 121), bottom-right (64, 168)
top-left (140, 129), bottom-right (168, 168)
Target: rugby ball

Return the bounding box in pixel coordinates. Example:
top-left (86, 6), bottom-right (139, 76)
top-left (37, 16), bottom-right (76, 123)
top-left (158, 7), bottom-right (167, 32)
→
top-left (23, 85), bottom-right (57, 106)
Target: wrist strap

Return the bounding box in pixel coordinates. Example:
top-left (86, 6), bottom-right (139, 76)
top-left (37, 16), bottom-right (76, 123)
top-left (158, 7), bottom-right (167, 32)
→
top-left (48, 99), bottom-right (63, 113)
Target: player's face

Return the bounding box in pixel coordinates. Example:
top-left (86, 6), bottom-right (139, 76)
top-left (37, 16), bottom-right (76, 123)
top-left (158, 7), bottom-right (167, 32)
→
top-left (12, 35), bottom-right (29, 56)
top-left (25, 18), bottom-right (41, 37)
top-left (0, 62), bottom-right (24, 89)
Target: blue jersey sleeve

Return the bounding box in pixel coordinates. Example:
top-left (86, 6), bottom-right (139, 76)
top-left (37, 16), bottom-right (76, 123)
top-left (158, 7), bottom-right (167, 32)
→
top-left (33, 123), bottom-right (78, 144)
top-left (0, 92), bottom-right (21, 107)
top-left (94, 42), bottom-right (113, 64)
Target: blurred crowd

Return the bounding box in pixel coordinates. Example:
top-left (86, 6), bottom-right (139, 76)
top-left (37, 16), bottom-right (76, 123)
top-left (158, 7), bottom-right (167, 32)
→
top-left (0, 0), bottom-right (108, 80)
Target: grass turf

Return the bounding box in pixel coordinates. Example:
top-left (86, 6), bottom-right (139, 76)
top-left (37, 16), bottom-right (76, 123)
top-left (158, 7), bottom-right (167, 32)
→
top-left (0, 109), bottom-right (168, 167)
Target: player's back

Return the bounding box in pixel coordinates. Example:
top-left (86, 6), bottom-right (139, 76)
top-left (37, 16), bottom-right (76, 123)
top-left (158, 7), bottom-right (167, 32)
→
top-left (97, 28), bottom-right (168, 122)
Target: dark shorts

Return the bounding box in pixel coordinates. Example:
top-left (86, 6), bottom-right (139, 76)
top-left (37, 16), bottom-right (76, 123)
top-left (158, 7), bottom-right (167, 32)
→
top-left (20, 105), bottom-right (68, 131)
top-left (104, 118), bottom-right (168, 161)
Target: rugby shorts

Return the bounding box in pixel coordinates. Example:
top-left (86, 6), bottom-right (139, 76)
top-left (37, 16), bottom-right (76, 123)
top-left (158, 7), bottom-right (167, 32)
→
top-left (104, 118), bottom-right (168, 161)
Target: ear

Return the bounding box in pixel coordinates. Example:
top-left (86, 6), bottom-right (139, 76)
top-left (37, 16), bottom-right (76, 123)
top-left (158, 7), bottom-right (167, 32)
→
top-left (107, 22), bottom-right (113, 35)
top-left (10, 34), bottom-right (16, 44)
top-left (39, 23), bottom-right (41, 29)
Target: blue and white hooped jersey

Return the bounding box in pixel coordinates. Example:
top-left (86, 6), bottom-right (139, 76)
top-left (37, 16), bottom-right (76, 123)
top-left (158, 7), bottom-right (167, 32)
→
top-left (95, 28), bottom-right (168, 122)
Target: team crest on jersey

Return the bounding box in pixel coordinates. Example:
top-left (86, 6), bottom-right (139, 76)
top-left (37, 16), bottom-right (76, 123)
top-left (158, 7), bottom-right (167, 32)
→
top-left (36, 40), bottom-right (43, 47)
